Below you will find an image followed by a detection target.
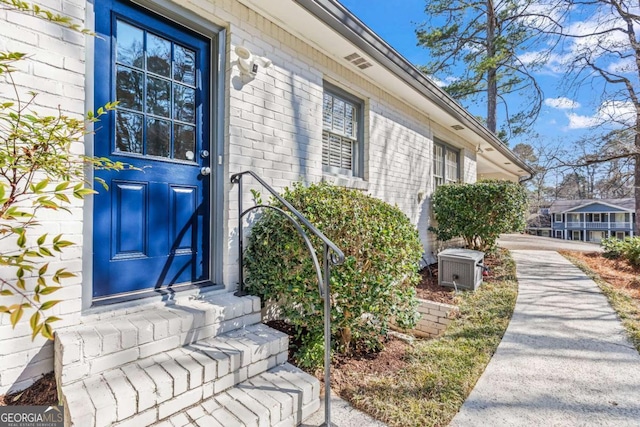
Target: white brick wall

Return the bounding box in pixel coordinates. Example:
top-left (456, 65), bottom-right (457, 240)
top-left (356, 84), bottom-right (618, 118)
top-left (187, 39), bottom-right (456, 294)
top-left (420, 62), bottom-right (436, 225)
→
top-left (209, 0), bottom-right (479, 287)
top-left (0, 0), bottom-right (483, 394)
top-left (412, 299), bottom-right (460, 338)
top-left (0, 0), bottom-right (87, 394)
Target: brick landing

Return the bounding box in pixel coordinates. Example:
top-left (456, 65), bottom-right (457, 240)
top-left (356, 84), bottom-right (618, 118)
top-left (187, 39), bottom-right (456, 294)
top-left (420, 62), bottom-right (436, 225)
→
top-left (54, 293), bottom-right (319, 427)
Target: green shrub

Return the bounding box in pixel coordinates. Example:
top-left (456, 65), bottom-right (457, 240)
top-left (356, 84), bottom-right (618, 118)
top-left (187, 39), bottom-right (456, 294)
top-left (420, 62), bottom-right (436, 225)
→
top-left (623, 239), bottom-right (640, 266)
top-left (244, 182), bottom-right (422, 368)
top-left (601, 236), bottom-right (640, 266)
top-left (430, 180), bottom-right (528, 251)
top-left (601, 236), bottom-right (625, 259)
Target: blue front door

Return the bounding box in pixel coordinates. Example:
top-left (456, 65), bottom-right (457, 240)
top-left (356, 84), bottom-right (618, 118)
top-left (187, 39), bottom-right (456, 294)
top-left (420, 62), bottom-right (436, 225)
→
top-left (93, 0), bottom-right (212, 300)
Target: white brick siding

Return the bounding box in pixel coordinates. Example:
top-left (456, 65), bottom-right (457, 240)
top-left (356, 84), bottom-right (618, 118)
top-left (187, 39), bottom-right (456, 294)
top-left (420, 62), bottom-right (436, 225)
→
top-left (208, 0), bottom-right (479, 287)
top-left (0, 0), bottom-right (87, 394)
top-left (412, 299), bottom-right (460, 338)
top-left (1, 0), bottom-right (482, 394)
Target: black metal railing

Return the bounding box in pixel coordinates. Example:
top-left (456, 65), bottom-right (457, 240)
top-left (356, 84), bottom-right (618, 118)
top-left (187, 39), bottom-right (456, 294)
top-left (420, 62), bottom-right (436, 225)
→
top-left (230, 170), bottom-right (344, 427)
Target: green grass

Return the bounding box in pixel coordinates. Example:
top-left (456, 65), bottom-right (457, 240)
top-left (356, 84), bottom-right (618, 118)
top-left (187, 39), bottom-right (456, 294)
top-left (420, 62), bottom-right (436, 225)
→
top-left (561, 253), bottom-right (640, 354)
top-left (343, 250), bottom-right (518, 427)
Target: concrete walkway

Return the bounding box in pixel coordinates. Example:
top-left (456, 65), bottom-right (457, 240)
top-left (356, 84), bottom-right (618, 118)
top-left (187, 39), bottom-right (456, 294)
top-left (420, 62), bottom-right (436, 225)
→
top-left (450, 250), bottom-right (640, 426)
top-left (302, 391), bottom-right (387, 427)
top-left (498, 233), bottom-right (603, 252)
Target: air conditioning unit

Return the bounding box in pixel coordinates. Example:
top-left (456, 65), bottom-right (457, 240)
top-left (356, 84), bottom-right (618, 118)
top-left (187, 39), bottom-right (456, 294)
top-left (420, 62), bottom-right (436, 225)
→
top-left (438, 249), bottom-right (485, 290)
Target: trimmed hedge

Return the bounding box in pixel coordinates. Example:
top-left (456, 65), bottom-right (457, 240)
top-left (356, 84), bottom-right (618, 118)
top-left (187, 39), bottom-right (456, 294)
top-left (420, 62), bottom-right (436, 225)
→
top-left (430, 180), bottom-right (528, 251)
top-left (244, 182), bottom-right (422, 368)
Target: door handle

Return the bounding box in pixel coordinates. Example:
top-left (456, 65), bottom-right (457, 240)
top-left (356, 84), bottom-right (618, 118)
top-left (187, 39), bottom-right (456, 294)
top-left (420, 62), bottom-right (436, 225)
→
top-left (201, 167), bottom-right (211, 176)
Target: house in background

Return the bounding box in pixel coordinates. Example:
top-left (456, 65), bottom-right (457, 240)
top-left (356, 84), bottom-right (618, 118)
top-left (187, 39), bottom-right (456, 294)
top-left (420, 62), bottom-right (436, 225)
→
top-left (550, 199), bottom-right (636, 242)
top-left (1, 0), bottom-right (531, 425)
top-left (526, 207), bottom-right (552, 237)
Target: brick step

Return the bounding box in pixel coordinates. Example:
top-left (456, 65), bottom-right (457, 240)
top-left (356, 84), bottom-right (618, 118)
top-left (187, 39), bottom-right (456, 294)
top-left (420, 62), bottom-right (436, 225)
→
top-left (59, 323), bottom-right (290, 427)
top-left (55, 293), bottom-right (262, 387)
top-left (148, 363), bottom-right (320, 427)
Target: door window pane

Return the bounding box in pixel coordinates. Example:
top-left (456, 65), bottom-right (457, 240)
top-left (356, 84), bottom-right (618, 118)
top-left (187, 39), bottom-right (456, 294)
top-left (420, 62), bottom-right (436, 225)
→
top-left (147, 33), bottom-right (171, 77)
top-left (146, 76), bottom-right (171, 117)
top-left (116, 21), bottom-right (144, 68)
top-left (116, 66), bottom-right (143, 111)
top-left (174, 45), bottom-right (196, 85)
top-left (175, 124), bottom-right (196, 161)
top-left (174, 85), bottom-right (195, 123)
top-left (114, 19), bottom-right (203, 162)
top-left (147, 118), bottom-right (171, 157)
top-left (116, 111), bottom-right (143, 154)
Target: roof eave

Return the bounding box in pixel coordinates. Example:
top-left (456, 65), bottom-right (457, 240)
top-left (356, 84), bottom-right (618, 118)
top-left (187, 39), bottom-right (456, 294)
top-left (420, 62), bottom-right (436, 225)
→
top-left (294, 0), bottom-right (534, 176)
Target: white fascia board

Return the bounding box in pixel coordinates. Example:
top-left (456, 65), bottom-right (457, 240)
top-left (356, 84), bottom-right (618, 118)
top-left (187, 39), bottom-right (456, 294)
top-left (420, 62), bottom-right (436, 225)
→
top-left (562, 201), bottom-right (634, 214)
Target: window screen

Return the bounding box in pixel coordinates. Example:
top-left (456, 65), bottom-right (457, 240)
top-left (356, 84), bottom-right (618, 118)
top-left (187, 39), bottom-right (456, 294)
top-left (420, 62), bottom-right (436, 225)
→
top-left (433, 141), bottom-right (459, 188)
top-left (322, 86), bottom-right (362, 177)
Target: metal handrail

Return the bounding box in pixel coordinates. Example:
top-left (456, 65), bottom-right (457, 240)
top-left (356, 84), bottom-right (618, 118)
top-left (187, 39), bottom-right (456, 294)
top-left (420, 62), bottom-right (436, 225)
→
top-left (230, 170), bottom-right (344, 427)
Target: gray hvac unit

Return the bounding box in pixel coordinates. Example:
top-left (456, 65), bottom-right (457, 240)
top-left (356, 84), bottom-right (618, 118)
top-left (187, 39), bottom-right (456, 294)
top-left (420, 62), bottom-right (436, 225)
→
top-left (438, 249), bottom-right (485, 290)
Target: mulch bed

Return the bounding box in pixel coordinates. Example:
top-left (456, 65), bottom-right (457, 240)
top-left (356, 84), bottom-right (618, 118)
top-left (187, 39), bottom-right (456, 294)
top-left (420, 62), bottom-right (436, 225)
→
top-left (267, 316), bottom-right (410, 398)
top-left (331, 337), bottom-right (409, 399)
top-left (0, 372), bottom-right (58, 406)
top-left (0, 261), bottom-right (471, 408)
top-left (415, 265), bottom-right (456, 304)
top-left (560, 250), bottom-right (640, 300)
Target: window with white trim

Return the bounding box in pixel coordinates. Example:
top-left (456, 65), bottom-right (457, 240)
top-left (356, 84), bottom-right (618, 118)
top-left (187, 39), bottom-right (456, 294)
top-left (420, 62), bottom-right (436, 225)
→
top-left (433, 140), bottom-right (459, 187)
top-left (322, 83), bottom-right (363, 177)
top-left (554, 214), bottom-right (562, 222)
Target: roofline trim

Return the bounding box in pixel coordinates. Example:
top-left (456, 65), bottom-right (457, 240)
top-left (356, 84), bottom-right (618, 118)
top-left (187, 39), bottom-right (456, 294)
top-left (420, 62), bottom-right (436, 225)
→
top-left (294, 0), bottom-right (534, 175)
top-left (560, 200), bottom-right (635, 214)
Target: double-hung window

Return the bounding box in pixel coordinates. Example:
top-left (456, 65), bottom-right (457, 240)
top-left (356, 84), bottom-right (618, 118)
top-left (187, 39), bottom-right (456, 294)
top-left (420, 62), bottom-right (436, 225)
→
top-left (433, 140), bottom-right (459, 187)
top-left (322, 82), bottom-right (363, 177)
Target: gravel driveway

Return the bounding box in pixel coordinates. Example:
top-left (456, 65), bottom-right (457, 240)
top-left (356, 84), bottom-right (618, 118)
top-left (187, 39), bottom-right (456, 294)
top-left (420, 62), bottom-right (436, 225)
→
top-left (498, 233), bottom-right (603, 252)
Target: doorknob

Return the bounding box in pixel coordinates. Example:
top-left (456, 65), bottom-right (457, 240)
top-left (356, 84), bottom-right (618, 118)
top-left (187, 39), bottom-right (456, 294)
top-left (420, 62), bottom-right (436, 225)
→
top-left (201, 167), bottom-right (211, 176)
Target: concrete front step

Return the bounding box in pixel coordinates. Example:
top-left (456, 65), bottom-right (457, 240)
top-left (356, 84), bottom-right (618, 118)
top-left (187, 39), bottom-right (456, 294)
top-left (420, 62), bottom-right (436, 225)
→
top-left (59, 323), bottom-right (289, 427)
top-left (149, 364), bottom-right (320, 427)
top-left (55, 293), bottom-right (262, 388)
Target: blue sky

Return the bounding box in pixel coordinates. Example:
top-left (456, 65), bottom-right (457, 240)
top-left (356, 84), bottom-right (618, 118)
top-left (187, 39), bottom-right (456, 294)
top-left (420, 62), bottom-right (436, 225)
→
top-left (338, 0), bottom-right (617, 147)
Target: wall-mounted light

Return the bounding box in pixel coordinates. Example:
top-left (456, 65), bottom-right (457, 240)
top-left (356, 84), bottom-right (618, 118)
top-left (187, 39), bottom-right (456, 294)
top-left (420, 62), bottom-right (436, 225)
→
top-left (476, 145), bottom-right (484, 154)
top-left (235, 45), bottom-right (272, 78)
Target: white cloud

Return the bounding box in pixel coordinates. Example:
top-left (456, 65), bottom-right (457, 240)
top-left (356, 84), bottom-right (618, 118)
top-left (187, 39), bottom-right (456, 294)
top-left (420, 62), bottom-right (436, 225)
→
top-left (566, 100), bottom-right (635, 129)
top-left (566, 113), bottom-right (600, 129)
top-left (564, 10), bottom-right (633, 58)
top-left (428, 75), bottom-right (459, 88)
top-left (544, 97), bottom-right (581, 109)
top-left (429, 76), bottom-right (446, 87)
top-left (518, 51), bottom-right (546, 66)
top-left (528, 5), bottom-right (638, 76)
top-left (607, 57), bottom-right (636, 74)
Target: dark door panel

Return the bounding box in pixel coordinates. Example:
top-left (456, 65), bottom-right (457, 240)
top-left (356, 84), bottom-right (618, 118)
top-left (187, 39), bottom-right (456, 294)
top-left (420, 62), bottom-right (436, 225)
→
top-left (93, 0), bottom-right (211, 300)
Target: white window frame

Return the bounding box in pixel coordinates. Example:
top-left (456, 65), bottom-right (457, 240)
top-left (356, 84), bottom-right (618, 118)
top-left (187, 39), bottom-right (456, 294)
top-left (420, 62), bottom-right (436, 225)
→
top-left (593, 213), bottom-right (601, 222)
top-left (321, 82), bottom-right (364, 178)
top-left (554, 213), bottom-right (562, 222)
top-left (433, 140), bottom-right (460, 188)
